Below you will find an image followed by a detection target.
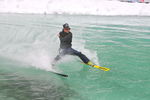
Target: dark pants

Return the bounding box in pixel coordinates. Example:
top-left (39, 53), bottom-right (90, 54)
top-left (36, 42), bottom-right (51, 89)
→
top-left (54, 48), bottom-right (90, 63)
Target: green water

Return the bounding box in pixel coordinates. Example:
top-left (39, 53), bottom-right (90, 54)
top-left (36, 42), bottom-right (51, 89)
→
top-left (0, 14), bottom-right (150, 100)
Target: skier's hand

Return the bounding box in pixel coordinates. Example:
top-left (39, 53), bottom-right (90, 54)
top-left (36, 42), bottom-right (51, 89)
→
top-left (57, 33), bottom-right (60, 37)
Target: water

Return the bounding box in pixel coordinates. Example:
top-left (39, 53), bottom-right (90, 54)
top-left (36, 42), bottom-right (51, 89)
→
top-left (0, 14), bottom-right (150, 100)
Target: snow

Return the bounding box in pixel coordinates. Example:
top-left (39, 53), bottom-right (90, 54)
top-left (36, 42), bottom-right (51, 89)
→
top-left (0, 0), bottom-right (150, 16)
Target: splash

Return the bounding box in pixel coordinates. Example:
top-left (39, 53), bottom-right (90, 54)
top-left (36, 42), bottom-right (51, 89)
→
top-left (0, 14), bottom-right (99, 72)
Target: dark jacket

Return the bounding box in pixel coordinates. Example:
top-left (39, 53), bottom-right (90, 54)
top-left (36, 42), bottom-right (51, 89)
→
top-left (59, 30), bottom-right (72, 49)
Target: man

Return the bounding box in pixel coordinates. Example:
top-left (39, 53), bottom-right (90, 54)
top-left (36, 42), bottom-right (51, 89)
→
top-left (52, 23), bottom-right (94, 66)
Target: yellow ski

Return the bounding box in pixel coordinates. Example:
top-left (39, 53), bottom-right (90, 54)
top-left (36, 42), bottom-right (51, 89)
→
top-left (92, 65), bottom-right (110, 71)
top-left (81, 62), bottom-right (110, 71)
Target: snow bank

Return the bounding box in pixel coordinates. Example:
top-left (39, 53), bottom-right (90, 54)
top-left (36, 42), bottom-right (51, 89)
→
top-left (0, 0), bottom-right (150, 16)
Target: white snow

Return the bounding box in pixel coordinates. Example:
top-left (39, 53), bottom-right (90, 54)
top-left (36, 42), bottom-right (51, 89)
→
top-left (0, 0), bottom-right (150, 16)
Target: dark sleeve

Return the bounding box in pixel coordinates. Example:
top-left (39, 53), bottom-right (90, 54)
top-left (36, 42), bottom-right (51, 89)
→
top-left (59, 32), bottom-right (72, 42)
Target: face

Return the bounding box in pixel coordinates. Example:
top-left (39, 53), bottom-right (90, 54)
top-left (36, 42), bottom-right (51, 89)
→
top-left (64, 28), bottom-right (70, 33)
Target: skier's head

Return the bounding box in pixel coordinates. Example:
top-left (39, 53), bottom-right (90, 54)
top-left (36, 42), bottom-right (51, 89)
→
top-left (63, 23), bottom-right (70, 33)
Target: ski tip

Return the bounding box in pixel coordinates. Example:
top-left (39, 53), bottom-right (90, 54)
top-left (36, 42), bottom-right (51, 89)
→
top-left (93, 65), bottom-right (110, 71)
top-left (63, 74), bottom-right (68, 77)
top-left (54, 72), bottom-right (68, 77)
top-left (48, 70), bottom-right (68, 77)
